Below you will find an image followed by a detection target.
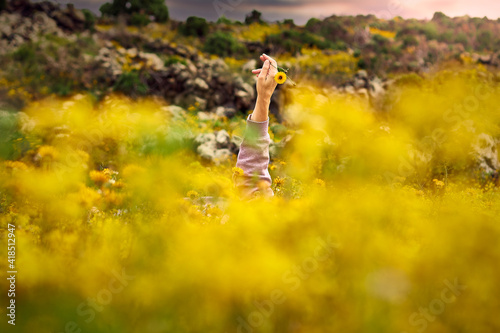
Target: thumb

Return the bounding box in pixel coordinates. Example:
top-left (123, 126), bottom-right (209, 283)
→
top-left (258, 60), bottom-right (270, 81)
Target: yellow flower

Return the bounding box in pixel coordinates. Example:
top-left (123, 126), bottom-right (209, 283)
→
top-left (274, 176), bottom-right (285, 186)
top-left (432, 179), bottom-right (445, 188)
top-left (275, 72), bottom-right (287, 85)
top-left (314, 179), bottom-right (326, 187)
top-left (187, 190), bottom-right (199, 200)
top-left (4, 161), bottom-right (28, 171)
top-left (90, 170), bottom-right (110, 186)
top-left (38, 145), bottom-right (59, 160)
top-left (232, 167), bottom-right (245, 177)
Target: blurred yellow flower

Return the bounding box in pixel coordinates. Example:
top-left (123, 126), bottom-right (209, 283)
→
top-left (314, 178), bottom-right (326, 187)
top-left (187, 190), bottom-right (199, 200)
top-left (4, 161), bottom-right (28, 171)
top-left (274, 176), bottom-right (285, 186)
top-left (90, 170), bottom-right (110, 186)
top-left (232, 167), bottom-right (245, 177)
top-left (37, 145), bottom-right (59, 160)
top-left (433, 179), bottom-right (445, 188)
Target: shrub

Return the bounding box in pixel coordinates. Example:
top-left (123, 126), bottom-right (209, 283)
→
top-left (99, 0), bottom-right (169, 23)
top-left (113, 71), bottom-right (149, 97)
top-left (203, 32), bottom-right (245, 57)
top-left (245, 10), bottom-right (263, 25)
top-left (476, 30), bottom-right (493, 51)
top-left (266, 29), bottom-right (337, 54)
top-left (81, 9), bottom-right (96, 31)
top-left (179, 16), bottom-right (209, 37)
top-left (130, 13), bottom-right (151, 27)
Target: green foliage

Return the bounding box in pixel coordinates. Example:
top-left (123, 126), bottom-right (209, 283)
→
top-left (0, 0), bottom-right (6, 11)
top-left (401, 35), bottom-right (419, 48)
top-left (164, 56), bottom-right (187, 67)
top-left (216, 15), bottom-right (233, 25)
top-left (99, 0), bottom-right (169, 23)
top-left (113, 71), bottom-right (149, 97)
top-left (476, 30), bottom-right (493, 50)
top-left (245, 10), bottom-right (263, 25)
top-left (266, 29), bottom-right (342, 54)
top-left (180, 16), bottom-right (209, 37)
top-left (437, 31), bottom-right (454, 43)
top-left (305, 18), bottom-right (321, 32)
top-left (454, 32), bottom-right (470, 49)
top-left (130, 12), bottom-right (151, 27)
top-left (81, 9), bottom-right (96, 31)
top-left (418, 22), bottom-right (438, 40)
top-left (203, 32), bottom-right (245, 57)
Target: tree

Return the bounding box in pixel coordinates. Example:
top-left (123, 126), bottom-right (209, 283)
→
top-left (100, 0), bottom-right (169, 23)
top-left (245, 10), bottom-right (263, 25)
top-left (180, 16), bottom-right (209, 37)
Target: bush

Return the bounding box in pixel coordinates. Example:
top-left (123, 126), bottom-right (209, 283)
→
top-left (203, 32), bottom-right (245, 57)
top-left (99, 0), bottom-right (169, 23)
top-left (113, 71), bottom-right (149, 97)
top-left (266, 29), bottom-right (337, 54)
top-left (130, 13), bottom-right (151, 27)
top-left (245, 10), bottom-right (263, 25)
top-left (179, 16), bottom-right (209, 37)
top-left (82, 9), bottom-right (96, 31)
top-left (476, 30), bottom-right (493, 51)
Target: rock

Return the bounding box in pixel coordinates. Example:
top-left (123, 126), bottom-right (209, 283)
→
top-left (229, 135), bottom-right (242, 155)
top-left (162, 105), bottom-right (186, 120)
top-left (215, 106), bottom-right (237, 119)
top-left (214, 149), bottom-right (232, 165)
top-left (216, 130), bottom-right (230, 149)
top-left (344, 85), bottom-right (355, 95)
top-left (242, 59), bottom-right (257, 72)
top-left (357, 88), bottom-right (369, 99)
top-left (197, 112), bottom-right (218, 121)
top-left (194, 77), bottom-right (209, 91)
top-left (473, 133), bottom-right (499, 174)
top-left (353, 78), bottom-right (367, 90)
top-left (197, 141), bottom-right (217, 161)
top-left (356, 69), bottom-right (368, 79)
top-left (194, 133), bottom-right (216, 146)
top-left (369, 77), bottom-right (385, 99)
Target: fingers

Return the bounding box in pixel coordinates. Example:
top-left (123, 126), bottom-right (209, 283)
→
top-left (258, 60), bottom-right (270, 81)
top-left (261, 53), bottom-right (278, 68)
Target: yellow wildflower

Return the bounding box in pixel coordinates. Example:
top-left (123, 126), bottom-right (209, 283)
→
top-left (232, 167), bottom-right (245, 177)
top-left (38, 145), bottom-right (59, 160)
top-left (4, 161), bottom-right (28, 171)
top-left (90, 170), bottom-right (110, 186)
top-left (187, 190), bottom-right (199, 200)
top-left (275, 72), bottom-right (287, 85)
top-left (274, 177), bottom-right (285, 186)
top-left (433, 179), bottom-right (445, 188)
top-left (314, 179), bottom-right (326, 187)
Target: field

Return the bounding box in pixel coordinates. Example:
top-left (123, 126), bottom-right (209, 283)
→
top-left (1, 67), bottom-right (500, 332)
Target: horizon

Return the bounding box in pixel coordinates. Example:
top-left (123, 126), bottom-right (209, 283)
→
top-left (28, 0), bottom-right (500, 25)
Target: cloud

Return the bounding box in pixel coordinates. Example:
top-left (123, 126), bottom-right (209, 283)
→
top-left (31, 0), bottom-right (500, 24)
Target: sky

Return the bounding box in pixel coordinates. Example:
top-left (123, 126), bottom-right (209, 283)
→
top-left (39, 0), bottom-right (500, 24)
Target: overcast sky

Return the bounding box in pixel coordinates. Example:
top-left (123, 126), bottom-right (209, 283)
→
top-left (40, 0), bottom-right (500, 24)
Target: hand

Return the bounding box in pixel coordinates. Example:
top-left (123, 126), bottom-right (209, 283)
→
top-left (249, 54), bottom-right (278, 122)
top-left (251, 54), bottom-right (279, 103)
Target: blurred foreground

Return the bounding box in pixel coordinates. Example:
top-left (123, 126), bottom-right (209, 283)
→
top-left (0, 70), bottom-right (500, 332)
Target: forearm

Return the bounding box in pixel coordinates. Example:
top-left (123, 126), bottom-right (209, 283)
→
top-left (251, 97), bottom-right (271, 122)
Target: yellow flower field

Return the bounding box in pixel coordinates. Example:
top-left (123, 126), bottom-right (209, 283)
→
top-left (0, 69), bottom-right (499, 332)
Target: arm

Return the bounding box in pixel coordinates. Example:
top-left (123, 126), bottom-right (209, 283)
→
top-left (234, 54), bottom-right (279, 199)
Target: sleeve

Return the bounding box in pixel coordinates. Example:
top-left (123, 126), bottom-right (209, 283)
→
top-left (234, 114), bottom-right (274, 199)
